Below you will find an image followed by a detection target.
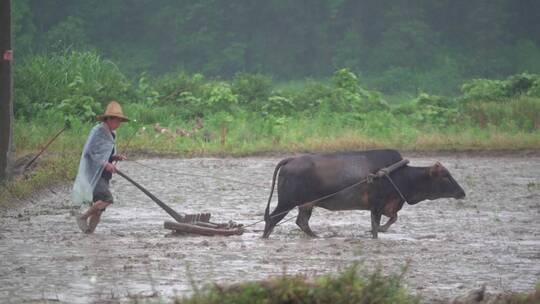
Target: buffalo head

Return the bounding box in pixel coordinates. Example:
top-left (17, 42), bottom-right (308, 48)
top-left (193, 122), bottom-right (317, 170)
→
top-left (427, 162), bottom-right (465, 199)
top-left (406, 162), bottom-right (465, 204)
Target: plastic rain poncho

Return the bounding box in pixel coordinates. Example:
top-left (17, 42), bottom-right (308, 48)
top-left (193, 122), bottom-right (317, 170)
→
top-left (72, 123), bottom-right (115, 205)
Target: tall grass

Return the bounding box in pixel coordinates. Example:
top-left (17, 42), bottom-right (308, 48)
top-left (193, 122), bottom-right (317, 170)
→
top-left (4, 107), bottom-right (536, 206)
top-left (463, 97), bottom-right (540, 130)
top-left (12, 102), bottom-right (540, 159)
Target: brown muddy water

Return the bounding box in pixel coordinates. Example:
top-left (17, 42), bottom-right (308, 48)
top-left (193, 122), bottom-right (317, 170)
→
top-left (0, 154), bottom-right (539, 303)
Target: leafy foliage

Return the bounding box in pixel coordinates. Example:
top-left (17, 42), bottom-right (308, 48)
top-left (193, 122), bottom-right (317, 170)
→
top-left (202, 82), bottom-right (239, 114)
top-left (460, 73), bottom-right (540, 102)
top-left (460, 79), bottom-right (508, 102)
top-left (14, 51), bottom-right (131, 122)
top-left (232, 73), bottom-right (273, 110)
top-left (327, 69), bottom-right (389, 112)
top-left (13, 51), bottom-right (540, 134)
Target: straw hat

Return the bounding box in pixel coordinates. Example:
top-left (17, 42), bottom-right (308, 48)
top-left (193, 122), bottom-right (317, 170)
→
top-left (96, 101), bottom-right (130, 122)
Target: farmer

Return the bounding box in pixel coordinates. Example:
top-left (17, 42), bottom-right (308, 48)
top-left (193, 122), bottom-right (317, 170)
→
top-left (72, 101), bottom-right (129, 233)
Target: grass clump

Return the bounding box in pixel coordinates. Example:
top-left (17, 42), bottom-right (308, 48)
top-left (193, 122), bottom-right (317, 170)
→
top-left (125, 273), bottom-right (540, 304)
top-left (175, 264), bottom-right (419, 304)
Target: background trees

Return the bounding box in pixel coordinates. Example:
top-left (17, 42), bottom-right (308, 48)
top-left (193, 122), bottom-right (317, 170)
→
top-left (11, 0), bottom-right (540, 94)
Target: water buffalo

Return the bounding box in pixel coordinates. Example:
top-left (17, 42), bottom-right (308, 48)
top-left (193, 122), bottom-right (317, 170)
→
top-left (262, 149), bottom-right (465, 239)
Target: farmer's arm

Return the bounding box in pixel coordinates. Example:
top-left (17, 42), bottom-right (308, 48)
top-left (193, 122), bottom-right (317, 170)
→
top-left (104, 162), bottom-right (117, 173)
top-left (112, 154), bottom-right (127, 161)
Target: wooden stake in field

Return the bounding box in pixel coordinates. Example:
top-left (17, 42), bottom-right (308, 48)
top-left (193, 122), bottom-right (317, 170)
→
top-left (0, 0), bottom-right (13, 183)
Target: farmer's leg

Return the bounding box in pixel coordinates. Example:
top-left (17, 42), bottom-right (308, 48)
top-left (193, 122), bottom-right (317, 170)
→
top-left (76, 207), bottom-right (91, 232)
top-left (86, 200), bottom-right (112, 233)
top-left (77, 177), bottom-right (113, 233)
top-left (77, 201), bottom-right (107, 232)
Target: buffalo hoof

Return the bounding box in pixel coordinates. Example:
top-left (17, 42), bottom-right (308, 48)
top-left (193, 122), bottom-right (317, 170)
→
top-left (367, 230), bottom-right (379, 239)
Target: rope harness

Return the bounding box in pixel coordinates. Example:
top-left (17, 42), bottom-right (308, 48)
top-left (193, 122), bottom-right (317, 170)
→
top-left (370, 159), bottom-right (410, 203)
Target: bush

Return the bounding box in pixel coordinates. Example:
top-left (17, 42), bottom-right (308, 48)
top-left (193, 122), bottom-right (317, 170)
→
top-left (332, 68), bottom-right (360, 93)
top-left (459, 73), bottom-right (540, 102)
top-left (262, 95), bottom-right (295, 116)
top-left (326, 69), bottom-right (389, 113)
top-left (528, 79), bottom-right (540, 97)
top-left (179, 264), bottom-right (419, 304)
top-left (288, 80), bottom-right (332, 112)
top-left (460, 79), bottom-right (508, 102)
top-left (231, 73), bottom-right (273, 110)
top-left (415, 92), bottom-right (453, 108)
top-left (134, 73), bottom-right (160, 106)
top-left (155, 72), bottom-right (206, 107)
top-left (14, 50), bottom-right (131, 121)
top-left (391, 93), bottom-right (460, 128)
top-left (202, 82), bottom-right (239, 114)
top-left (506, 73), bottom-right (538, 96)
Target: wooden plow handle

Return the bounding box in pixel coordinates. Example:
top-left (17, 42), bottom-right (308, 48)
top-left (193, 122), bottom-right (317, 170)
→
top-left (116, 169), bottom-right (185, 222)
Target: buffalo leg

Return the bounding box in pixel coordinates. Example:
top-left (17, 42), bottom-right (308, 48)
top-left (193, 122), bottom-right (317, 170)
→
top-left (262, 207), bottom-right (290, 238)
top-left (379, 215), bottom-right (397, 232)
top-left (296, 207), bottom-right (317, 237)
top-left (370, 210), bottom-right (382, 239)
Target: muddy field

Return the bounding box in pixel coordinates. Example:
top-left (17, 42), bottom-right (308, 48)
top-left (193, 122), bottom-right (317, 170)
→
top-left (1, 153), bottom-right (539, 303)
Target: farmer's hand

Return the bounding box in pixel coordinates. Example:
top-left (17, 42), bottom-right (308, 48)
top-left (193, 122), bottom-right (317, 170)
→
top-left (104, 162), bottom-right (117, 173)
top-left (113, 154), bottom-right (128, 161)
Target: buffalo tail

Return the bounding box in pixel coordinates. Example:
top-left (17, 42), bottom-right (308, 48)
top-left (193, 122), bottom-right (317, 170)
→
top-left (264, 158), bottom-right (293, 222)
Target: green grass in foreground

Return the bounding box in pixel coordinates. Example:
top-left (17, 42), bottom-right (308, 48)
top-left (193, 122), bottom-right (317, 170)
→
top-left (124, 264), bottom-right (540, 303)
top-left (174, 264), bottom-right (419, 304)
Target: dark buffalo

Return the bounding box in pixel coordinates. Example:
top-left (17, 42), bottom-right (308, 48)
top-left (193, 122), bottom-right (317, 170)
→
top-left (262, 149), bottom-right (465, 239)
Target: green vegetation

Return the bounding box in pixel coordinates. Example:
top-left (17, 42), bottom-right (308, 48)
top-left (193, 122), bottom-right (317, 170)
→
top-left (12, 1), bottom-right (540, 95)
top-left (124, 265), bottom-right (540, 303)
top-left (13, 52), bottom-right (540, 154)
top-left (4, 3), bottom-right (539, 302)
top-left (175, 264), bottom-right (419, 304)
top-left (6, 2), bottom-right (540, 199)
top-left (3, 51), bottom-right (539, 204)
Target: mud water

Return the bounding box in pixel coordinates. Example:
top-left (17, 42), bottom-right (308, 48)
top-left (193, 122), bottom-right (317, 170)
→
top-left (0, 154), bottom-right (539, 303)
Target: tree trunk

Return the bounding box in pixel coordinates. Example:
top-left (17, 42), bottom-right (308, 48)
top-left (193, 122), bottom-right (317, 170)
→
top-left (0, 0), bottom-right (13, 183)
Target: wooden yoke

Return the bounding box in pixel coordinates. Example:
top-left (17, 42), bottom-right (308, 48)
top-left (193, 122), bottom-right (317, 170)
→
top-left (374, 159), bottom-right (409, 178)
